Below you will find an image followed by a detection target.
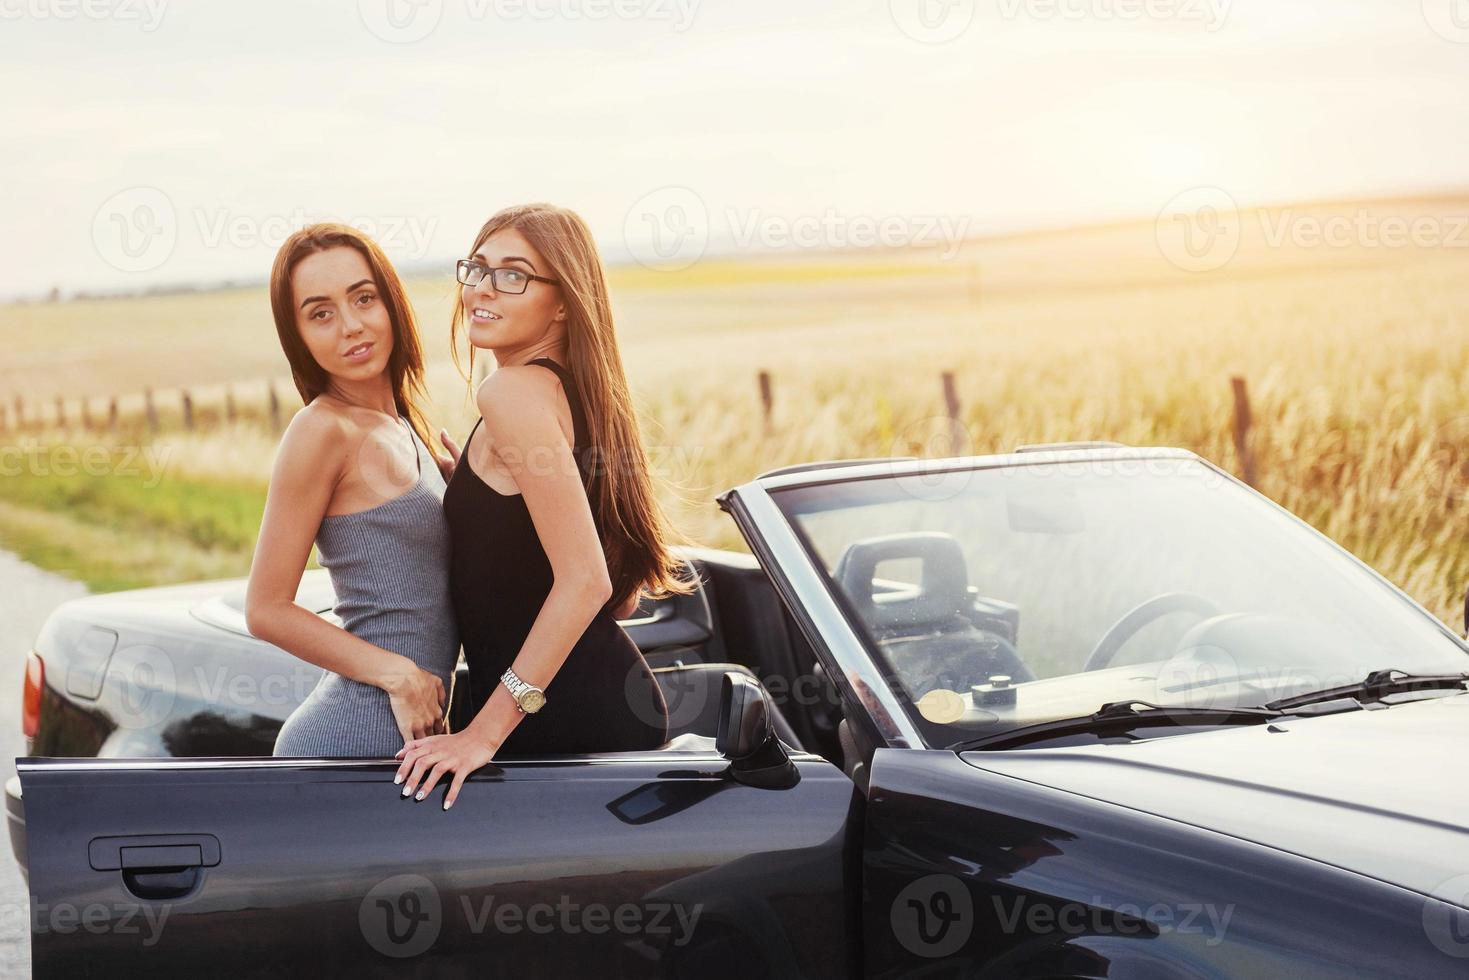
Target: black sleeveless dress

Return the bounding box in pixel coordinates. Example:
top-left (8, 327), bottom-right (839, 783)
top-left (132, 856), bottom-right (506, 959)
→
top-left (443, 357), bottom-right (669, 755)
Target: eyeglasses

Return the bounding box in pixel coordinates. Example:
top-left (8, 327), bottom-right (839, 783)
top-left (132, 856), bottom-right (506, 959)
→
top-left (455, 259), bottom-right (559, 295)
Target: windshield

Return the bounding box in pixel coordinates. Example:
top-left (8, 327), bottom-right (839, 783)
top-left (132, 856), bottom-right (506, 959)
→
top-left (772, 457), bottom-right (1469, 747)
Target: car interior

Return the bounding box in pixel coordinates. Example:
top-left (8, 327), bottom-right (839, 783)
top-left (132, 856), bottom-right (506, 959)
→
top-left (441, 533), bottom-right (1030, 787)
top-left (833, 531), bottom-right (1031, 698)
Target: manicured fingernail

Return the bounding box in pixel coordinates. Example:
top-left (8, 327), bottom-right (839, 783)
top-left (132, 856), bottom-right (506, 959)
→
top-left (401, 785), bottom-right (411, 797)
top-left (443, 800), bottom-right (453, 811)
top-left (394, 774), bottom-right (403, 784)
top-left (415, 791), bottom-right (425, 801)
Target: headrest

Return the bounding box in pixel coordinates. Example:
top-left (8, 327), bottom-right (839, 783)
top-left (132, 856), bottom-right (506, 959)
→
top-left (834, 532), bottom-right (971, 634)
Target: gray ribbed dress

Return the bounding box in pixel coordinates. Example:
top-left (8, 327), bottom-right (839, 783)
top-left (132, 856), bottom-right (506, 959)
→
top-left (272, 420), bottom-right (459, 757)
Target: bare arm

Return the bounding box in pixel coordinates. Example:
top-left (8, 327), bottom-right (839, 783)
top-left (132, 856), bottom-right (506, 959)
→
top-left (244, 407), bottom-right (444, 739)
top-left (459, 368), bottom-right (612, 750)
top-left (394, 367), bottom-right (615, 807)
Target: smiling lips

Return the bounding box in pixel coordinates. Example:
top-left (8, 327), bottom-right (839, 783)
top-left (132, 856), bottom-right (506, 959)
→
top-left (470, 308), bottom-right (502, 324)
top-left (343, 341), bottom-right (374, 361)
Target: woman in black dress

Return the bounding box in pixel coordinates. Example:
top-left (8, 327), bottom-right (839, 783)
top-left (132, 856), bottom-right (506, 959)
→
top-left (395, 204), bottom-right (691, 809)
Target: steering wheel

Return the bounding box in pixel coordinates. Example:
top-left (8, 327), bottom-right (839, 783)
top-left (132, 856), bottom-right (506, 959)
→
top-left (1082, 592), bottom-right (1223, 672)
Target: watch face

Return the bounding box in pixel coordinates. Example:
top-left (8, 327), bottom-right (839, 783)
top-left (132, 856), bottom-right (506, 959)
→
top-left (522, 690), bottom-right (547, 713)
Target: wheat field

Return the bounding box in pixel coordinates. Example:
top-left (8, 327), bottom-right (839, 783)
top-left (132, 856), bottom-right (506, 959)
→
top-left (4, 195), bottom-right (1469, 625)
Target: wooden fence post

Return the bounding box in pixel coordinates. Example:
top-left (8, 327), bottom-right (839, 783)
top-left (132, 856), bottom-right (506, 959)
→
top-left (0, 405), bottom-right (7, 433)
top-left (55, 396), bottom-right (65, 429)
top-left (225, 387), bottom-right (237, 425)
top-left (144, 387), bottom-right (158, 435)
top-left (268, 383), bottom-right (282, 433)
top-left (181, 390), bottom-right (195, 431)
top-left (757, 371), bottom-right (773, 436)
top-left (941, 371), bottom-right (965, 453)
top-left (1231, 376), bottom-right (1257, 487)
top-left (11, 397), bottom-right (20, 432)
top-left (81, 398), bottom-right (93, 431)
top-left (108, 398), bottom-right (119, 432)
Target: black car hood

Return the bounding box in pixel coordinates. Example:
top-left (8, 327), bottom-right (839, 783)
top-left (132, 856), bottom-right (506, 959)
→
top-left (962, 692), bottom-right (1469, 905)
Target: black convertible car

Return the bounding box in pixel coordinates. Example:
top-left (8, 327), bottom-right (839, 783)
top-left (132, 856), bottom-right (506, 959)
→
top-left (10, 446), bottom-right (1469, 977)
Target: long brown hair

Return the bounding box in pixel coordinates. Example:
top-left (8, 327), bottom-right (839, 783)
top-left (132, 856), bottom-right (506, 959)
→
top-left (268, 223), bottom-right (433, 448)
top-left (451, 204), bottom-right (692, 609)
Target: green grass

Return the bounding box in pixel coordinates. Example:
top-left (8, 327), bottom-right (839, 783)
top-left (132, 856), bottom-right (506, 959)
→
top-left (0, 499), bottom-right (259, 593)
top-left (0, 450), bottom-right (267, 591)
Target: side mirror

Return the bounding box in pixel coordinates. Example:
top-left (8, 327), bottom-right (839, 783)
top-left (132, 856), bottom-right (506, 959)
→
top-left (715, 672), bottom-right (797, 788)
top-left (715, 670), bottom-right (771, 759)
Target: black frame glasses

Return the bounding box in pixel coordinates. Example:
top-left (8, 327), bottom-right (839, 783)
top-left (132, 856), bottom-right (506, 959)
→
top-left (455, 259), bottom-right (560, 294)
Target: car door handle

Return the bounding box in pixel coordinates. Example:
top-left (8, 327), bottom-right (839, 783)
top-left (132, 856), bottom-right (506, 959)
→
top-left (121, 844), bottom-right (202, 869)
top-left (89, 833), bottom-right (220, 871)
top-left (90, 834), bottom-right (220, 901)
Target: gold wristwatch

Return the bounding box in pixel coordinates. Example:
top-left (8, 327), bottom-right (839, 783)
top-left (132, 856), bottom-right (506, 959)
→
top-left (500, 667), bottom-right (546, 714)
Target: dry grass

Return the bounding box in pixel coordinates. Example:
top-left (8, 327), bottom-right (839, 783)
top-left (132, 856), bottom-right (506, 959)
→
top-left (4, 194), bottom-right (1469, 627)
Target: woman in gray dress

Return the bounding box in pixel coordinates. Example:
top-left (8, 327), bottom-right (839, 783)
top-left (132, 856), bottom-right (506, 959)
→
top-left (245, 223), bottom-right (461, 757)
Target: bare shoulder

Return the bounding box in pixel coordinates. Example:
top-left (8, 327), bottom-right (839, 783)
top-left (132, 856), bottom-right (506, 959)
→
top-left (475, 364), bottom-right (563, 430)
top-left (274, 398), bottom-right (351, 473)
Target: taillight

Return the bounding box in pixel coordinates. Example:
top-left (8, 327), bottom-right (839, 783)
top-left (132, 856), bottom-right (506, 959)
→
top-left (22, 652), bottom-right (43, 739)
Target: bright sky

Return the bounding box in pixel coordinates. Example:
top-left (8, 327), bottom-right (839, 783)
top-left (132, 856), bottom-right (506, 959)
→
top-left (2, 0), bottom-right (1466, 297)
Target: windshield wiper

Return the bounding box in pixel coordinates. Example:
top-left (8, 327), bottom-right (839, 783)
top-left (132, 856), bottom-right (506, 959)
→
top-left (949, 700), bottom-right (1283, 752)
top-left (1265, 669), bottom-right (1469, 712)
